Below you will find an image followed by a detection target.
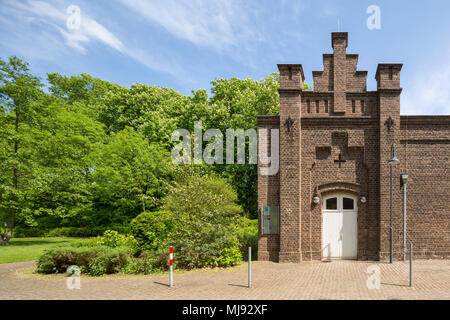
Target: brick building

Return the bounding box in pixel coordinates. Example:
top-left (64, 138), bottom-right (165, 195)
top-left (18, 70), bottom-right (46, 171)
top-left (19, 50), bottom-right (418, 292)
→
top-left (257, 32), bottom-right (450, 262)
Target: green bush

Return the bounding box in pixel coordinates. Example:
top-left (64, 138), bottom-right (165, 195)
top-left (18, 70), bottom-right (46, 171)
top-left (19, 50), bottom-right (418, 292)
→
top-left (163, 173), bottom-right (244, 269)
top-left (237, 218), bottom-right (258, 260)
top-left (36, 251), bottom-right (57, 274)
top-left (121, 253), bottom-right (162, 275)
top-left (206, 239), bottom-right (242, 267)
top-left (92, 230), bottom-right (138, 248)
top-left (88, 249), bottom-right (129, 276)
top-left (130, 211), bottom-right (176, 252)
top-left (36, 246), bottom-right (130, 275)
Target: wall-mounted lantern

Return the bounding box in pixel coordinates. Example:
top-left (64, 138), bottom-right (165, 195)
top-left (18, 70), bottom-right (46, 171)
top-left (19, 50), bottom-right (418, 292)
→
top-left (401, 173), bottom-right (408, 186)
top-left (360, 196), bottom-right (367, 203)
top-left (313, 196), bottom-right (320, 204)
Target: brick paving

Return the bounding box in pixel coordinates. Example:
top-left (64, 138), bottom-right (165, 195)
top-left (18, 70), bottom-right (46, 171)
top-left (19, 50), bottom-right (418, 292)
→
top-left (1, 260), bottom-right (449, 300)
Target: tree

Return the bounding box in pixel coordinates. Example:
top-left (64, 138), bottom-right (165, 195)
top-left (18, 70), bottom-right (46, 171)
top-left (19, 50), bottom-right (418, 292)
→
top-left (87, 127), bottom-right (173, 227)
top-left (0, 56), bottom-right (44, 245)
top-left (204, 74), bottom-right (280, 217)
top-left (25, 98), bottom-right (107, 224)
top-left (97, 84), bottom-right (188, 149)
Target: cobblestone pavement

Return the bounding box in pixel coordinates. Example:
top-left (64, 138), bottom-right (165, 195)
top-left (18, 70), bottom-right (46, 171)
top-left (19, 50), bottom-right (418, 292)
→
top-left (1, 260), bottom-right (449, 300)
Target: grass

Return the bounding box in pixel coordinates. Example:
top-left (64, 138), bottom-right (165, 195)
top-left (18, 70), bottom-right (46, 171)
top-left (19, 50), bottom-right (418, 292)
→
top-left (0, 237), bottom-right (90, 264)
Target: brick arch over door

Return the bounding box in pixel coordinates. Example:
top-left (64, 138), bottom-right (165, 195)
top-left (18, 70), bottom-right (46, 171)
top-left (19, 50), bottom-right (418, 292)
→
top-left (317, 182), bottom-right (361, 197)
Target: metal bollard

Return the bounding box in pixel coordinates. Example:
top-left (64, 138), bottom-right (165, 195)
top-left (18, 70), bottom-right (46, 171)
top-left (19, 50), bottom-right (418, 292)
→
top-left (409, 242), bottom-right (413, 287)
top-left (169, 246), bottom-right (173, 288)
top-left (248, 247), bottom-right (252, 288)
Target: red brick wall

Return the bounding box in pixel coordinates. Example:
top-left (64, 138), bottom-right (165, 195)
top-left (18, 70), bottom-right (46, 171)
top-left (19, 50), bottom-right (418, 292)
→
top-left (398, 117), bottom-right (450, 258)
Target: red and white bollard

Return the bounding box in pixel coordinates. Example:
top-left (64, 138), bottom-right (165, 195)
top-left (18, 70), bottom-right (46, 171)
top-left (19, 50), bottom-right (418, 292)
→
top-left (169, 246), bottom-right (173, 287)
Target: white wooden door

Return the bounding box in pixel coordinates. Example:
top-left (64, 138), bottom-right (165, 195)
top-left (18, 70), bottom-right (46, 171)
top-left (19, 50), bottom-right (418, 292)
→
top-left (322, 194), bottom-right (357, 259)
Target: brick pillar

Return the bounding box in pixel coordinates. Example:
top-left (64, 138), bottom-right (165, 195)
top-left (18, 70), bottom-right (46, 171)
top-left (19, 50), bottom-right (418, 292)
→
top-left (332, 32), bottom-right (348, 114)
top-left (376, 64), bottom-right (403, 261)
top-left (277, 64), bottom-right (304, 263)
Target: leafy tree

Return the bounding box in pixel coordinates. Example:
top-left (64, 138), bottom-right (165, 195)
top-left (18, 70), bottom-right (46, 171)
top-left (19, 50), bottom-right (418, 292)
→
top-left (25, 98), bottom-right (106, 224)
top-left (87, 127), bottom-right (173, 226)
top-left (97, 84), bottom-right (188, 149)
top-left (0, 56), bottom-right (44, 245)
top-left (47, 73), bottom-right (120, 119)
top-left (203, 74), bottom-right (280, 217)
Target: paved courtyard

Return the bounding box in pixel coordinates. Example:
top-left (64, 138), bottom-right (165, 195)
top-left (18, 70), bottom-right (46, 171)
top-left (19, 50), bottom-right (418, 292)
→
top-left (1, 259), bottom-right (449, 300)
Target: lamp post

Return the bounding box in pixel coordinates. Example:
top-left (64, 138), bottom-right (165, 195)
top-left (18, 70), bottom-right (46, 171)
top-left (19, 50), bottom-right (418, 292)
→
top-left (389, 143), bottom-right (400, 263)
top-left (401, 173), bottom-right (409, 260)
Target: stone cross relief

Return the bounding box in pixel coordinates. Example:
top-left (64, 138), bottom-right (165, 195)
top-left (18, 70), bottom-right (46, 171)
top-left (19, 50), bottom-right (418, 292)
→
top-left (334, 153), bottom-right (346, 168)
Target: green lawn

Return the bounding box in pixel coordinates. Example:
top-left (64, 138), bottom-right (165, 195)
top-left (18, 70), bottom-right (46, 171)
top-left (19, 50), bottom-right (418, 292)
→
top-left (0, 237), bottom-right (90, 264)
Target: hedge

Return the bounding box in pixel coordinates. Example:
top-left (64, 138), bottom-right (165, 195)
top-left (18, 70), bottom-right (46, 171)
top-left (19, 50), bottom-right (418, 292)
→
top-left (36, 246), bottom-right (130, 276)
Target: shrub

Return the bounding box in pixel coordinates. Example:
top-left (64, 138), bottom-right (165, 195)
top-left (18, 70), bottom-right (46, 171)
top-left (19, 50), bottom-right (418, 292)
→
top-left (206, 238), bottom-right (242, 267)
top-left (88, 248), bottom-right (129, 276)
top-left (121, 254), bottom-right (162, 275)
top-left (36, 251), bottom-right (57, 274)
top-left (163, 173), bottom-right (243, 269)
top-left (45, 227), bottom-right (97, 237)
top-left (130, 211), bottom-right (176, 252)
top-left (93, 230), bottom-right (138, 249)
top-left (237, 218), bottom-right (258, 260)
top-left (36, 246), bottom-right (130, 275)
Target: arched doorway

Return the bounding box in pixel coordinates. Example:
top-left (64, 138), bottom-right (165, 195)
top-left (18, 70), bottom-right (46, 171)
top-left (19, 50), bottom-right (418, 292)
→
top-left (322, 193), bottom-right (358, 259)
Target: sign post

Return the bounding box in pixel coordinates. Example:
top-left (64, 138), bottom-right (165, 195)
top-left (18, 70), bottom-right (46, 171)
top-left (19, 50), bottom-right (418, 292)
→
top-left (248, 247), bottom-right (252, 288)
top-left (409, 242), bottom-right (413, 287)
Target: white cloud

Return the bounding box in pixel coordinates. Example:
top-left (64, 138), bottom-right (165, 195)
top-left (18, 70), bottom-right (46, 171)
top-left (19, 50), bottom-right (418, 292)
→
top-left (0, 0), bottom-right (184, 76)
top-left (402, 50), bottom-right (450, 115)
top-left (2, 0), bottom-right (123, 54)
top-left (116, 0), bottom-right (259, 51)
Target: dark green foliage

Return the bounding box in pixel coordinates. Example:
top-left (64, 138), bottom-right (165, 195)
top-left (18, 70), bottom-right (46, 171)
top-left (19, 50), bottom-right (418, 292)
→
top-left (164, 173), bottom-right (243, 269)
top-left (12, 225), bottom-right (46, 238)
top-left (121, 250), bottom-right (166, 274)
top-left (36, 246), bottom-right (130, 275)
top-left (88, 249), bottom-right (129, 276)
top-left (130, 211), bottom-right (176, 252)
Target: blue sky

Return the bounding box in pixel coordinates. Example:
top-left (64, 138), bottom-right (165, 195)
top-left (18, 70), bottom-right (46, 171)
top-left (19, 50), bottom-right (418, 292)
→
top-left (1, 0), bottom-right (450, 115)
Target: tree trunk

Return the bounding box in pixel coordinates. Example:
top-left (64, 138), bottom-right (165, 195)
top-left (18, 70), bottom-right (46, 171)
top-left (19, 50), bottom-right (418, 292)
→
top-left (1, 220), bottom-right (13, 245)
top-left (0, 237), bottom-right (11, 246)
